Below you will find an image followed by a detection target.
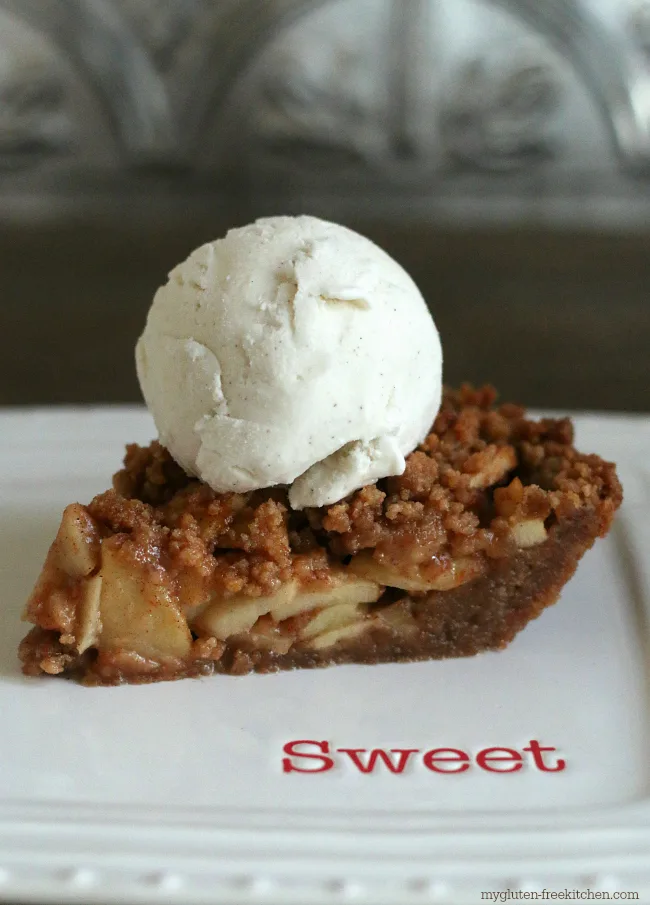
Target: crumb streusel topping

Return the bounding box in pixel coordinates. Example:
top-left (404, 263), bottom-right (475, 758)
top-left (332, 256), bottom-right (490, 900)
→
top-left (98, 385), bottom-right (620, 600)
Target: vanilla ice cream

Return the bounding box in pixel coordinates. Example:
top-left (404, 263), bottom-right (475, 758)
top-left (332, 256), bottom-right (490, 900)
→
top-left (136, 215), bottom-right (442, 509)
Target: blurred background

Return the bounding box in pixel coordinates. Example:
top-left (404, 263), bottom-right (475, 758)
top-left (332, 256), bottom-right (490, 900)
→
top-left (1, 0), bottom-right (649, 410)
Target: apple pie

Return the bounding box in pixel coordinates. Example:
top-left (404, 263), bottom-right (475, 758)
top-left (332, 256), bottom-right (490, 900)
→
top-left (19, 386), bottom-right (622, 685)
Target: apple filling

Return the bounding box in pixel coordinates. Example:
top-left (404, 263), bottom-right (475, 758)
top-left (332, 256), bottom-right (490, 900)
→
top-left (23, 493), bottom-right (550, 676)
top-left (190, 572), bottom-right (381, 649)
top-left (23, 503), bottom-right (386, 668)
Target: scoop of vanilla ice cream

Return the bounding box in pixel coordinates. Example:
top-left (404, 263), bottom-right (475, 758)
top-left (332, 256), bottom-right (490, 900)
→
top-left (136, 215), bottom-right (442, 509)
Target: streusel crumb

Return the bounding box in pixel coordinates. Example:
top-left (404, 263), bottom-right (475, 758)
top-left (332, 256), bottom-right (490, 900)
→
top-left (87, 385), bottom-right (622, 603)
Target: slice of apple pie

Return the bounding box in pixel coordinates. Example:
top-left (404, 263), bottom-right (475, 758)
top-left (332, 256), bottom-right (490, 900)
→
top-left (20, 386), bottom-right (622, 685)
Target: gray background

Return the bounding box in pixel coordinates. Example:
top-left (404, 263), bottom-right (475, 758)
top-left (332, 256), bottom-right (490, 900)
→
top-left (1, 0), bottom-right (649, 410)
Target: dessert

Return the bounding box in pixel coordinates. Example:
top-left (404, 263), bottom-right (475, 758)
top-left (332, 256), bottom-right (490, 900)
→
top-left (19, 218), bottom-right (622, 685)
top-left (135, 215), bottom-right (442, 508)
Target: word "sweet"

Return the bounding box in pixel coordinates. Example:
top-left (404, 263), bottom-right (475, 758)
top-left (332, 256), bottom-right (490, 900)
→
top-left (282, 740), bottom-right (566, 774)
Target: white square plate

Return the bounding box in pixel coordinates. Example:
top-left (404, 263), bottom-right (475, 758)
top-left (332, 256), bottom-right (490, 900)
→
top-left (1, 408), bottom-right (649, 904)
